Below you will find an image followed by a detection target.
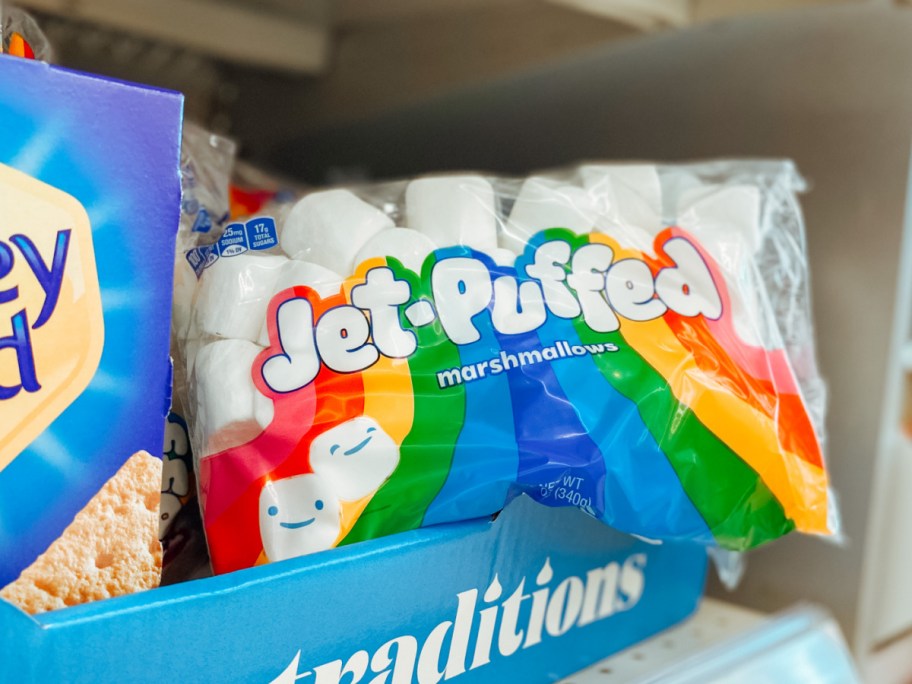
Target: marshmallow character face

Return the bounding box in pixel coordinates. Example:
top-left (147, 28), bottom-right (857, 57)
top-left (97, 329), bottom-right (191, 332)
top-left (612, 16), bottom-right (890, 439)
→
top-left (259, 474), bottom-right (341, 562)
top-left (159, 492), bottom-right (183, 540)
top-left (309, 417), bottom-right (399, 502)
top-left (162, 456), bottom-right (190, 497)
top-left (258, 417), bottom-right (400, 563)
top-left (163, 418), bottom-right (190, 459)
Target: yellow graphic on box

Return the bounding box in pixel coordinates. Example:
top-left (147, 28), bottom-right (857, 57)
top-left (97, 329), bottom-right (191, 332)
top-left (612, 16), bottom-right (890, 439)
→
top-left (0, 163), bottom-right (103, 473)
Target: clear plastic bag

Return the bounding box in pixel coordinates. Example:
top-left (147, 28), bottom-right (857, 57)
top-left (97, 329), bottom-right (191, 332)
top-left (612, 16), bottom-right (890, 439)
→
top-left (1, 6), bottom-right (52, 61)
top-left (174, 162), bottom-right (832, 574)
top-left (160, 122), bottom-right (236, 581)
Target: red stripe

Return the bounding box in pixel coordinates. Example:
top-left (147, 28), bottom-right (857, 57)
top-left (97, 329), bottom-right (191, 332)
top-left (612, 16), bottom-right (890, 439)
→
top-left (650, 227), bottom-right (822, 469)
top-left (204, 286), bottom-right (366, 574)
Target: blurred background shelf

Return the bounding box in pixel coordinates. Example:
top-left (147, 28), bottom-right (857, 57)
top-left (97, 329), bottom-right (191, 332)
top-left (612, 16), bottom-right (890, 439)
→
top-left (11, 0), bottom-right (897, 146)
top-left (559, 599), bottom-right (859, 683)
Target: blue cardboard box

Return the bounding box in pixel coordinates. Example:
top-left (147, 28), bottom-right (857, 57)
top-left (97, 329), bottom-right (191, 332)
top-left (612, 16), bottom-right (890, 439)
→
top-left (1, 496), bottom-right (706, 683)
top-left (0, 55), bottom-right (183, 586)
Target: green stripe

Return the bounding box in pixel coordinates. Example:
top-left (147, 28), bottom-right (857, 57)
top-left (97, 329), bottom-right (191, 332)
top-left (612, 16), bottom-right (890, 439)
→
top-left (341, 256), bottom-right (466, 545)
top-left (530, 228), bottom-right (792, 549)
top-left (572, 319), bottom-right (794, 550)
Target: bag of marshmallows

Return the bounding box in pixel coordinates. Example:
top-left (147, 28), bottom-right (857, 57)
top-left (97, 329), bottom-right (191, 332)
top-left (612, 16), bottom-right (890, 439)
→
top-left (175, 161), bottom-right (833, 575)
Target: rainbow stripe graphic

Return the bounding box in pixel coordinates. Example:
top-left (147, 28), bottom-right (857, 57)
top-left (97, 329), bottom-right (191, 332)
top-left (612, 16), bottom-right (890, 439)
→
top-left (200, 228), bottom-right (827, 574)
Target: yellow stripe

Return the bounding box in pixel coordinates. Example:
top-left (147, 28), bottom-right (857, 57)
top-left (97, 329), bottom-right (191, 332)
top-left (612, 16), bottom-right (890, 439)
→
top-left (337, 494), bottom-right (374, 543)
top-left (589, 233), bottom-right (828, 533)
top-left (338, 257), bottom-right (416, 539)
top-left (344, 256), bottom-right (415, 444)
top-left (362, 355), bottom-right (415, 445)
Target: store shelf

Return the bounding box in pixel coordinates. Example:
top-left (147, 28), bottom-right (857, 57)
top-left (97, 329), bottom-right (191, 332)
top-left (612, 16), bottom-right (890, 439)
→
top-left (866, 626), bottom-right (912, 684)
top-left (560, 599), bottom-right (860, 683)
top-left (558, 600), bottom-right (761, 683)
top-left (16, 0), bottom-right (331, 73)
top-left (867, 435), bottom-right (912, 644)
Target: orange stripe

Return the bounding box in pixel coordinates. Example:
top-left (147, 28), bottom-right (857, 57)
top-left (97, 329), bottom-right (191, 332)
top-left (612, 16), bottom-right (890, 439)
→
top-left (665, 313), bottom-right (823, 469)
top-left (661, 227), bottom-right (823, 468)
top-left (353, 258), bottom-right (416, 445)
top-left (9, 34), bottom-right (26, 58)
top-left (589, 232), bottom-right (828, 533)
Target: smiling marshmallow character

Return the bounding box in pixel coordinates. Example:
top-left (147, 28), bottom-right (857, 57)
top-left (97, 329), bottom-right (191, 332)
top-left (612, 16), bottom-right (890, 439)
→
top-left (258, 416), bottom-right (400, 563)
top-left (259, 475), bottom-right (341, 561)
top-left (159, 491), bottom-right (183, 540)
top-left (309, 416), bottom-right (400, 501)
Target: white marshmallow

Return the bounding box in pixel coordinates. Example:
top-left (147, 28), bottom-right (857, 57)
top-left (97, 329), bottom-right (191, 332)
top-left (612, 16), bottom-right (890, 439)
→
top-left (655, 168), bottom-right (704, 220)
top-left (259, 474), bottom-right (341, 562)
top-left (406, 175), bottom-right (498, 252)
top-left (280, 189), bottom-right (393, 275)
top-left (353, 228), bottom-right (437, 273)
top-left (485, 248), bottom-right (519, 267)
top-left (195, 339), bottom-right (274, 455)
top-left (502, 177), bottom-right (599, 253)
top-left (163, 417), bottom-right (190, 459)
top-left (271, 260), bottom-right (343, 299)
top-left (195, 253), bottom-right (286, 341)
top-left (309, 416), bottom-right (400, 502)
top-left (162, 456), bottom-right (190, 497)
top-left (676, 184), bottom-right (762, 256)
top-left (257, 261), bottom-right (344, 346)
top-left (159, 492), bottom-right (182, 540)
top-left (580, 164), bottom-right (663, 251)
top-left (676, 184), bottom-right (765, 346)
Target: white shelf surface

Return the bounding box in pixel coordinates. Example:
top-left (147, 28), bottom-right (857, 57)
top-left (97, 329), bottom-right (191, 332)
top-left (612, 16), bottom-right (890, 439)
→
top-left (868, 436), bottom-right (912, 644)
top-left (559, 598), bottom-right (860, 683)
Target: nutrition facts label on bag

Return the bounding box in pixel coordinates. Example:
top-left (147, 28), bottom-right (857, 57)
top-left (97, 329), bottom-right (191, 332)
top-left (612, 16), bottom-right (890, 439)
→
top-left (187, 216), bottom-right (278, 276)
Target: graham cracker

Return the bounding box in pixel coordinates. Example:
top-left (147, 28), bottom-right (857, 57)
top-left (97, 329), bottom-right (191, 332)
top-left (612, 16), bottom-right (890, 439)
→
top-left (0, 451), bottom-right (164, 614)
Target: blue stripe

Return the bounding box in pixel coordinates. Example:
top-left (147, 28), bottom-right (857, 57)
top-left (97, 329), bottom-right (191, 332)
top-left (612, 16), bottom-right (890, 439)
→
top-left (491, 325), bottom-right (607, 517)
top-left (536, 316), bottom-right (712, 541)
top-left (422, 271), bottom-right (519, 526)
